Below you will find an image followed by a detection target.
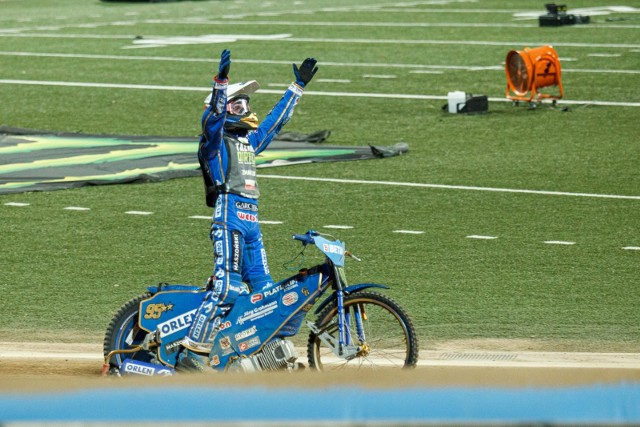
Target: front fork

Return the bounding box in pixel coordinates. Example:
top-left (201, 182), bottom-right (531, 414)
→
top-left (308, 289), bottom-right (368, 360)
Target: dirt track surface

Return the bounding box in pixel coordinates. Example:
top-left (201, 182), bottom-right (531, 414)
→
top-left (1, 341), bottom-right (639, 392)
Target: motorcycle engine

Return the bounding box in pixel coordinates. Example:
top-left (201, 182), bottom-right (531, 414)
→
top-left (228, 339), bottom-right (298, 373)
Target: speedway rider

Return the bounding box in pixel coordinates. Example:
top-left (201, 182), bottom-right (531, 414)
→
top-left (176, 49), bottom-right (318, 372)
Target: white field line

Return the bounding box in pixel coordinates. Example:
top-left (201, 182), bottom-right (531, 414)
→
top-left (259, 175), bottom-right (640, 201)
top-left (1, 79), bottom-right (639, 107)
top-left (285, 37), bottom-right (640, 49)
top-left (393, 230), bottom-right (425, 234)
top-left (125, 210), bottom-right (153, 215)
top-left (5, 13), bottom-right (640, 33)
top-left (145, 18), bottom-right (640, 30)
top-left (1, 52), bottom-right (638, 76)
top-left (1, 32), bottom-right (639, 50)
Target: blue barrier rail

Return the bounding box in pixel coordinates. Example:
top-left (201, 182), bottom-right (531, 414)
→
top-left (1, 383), bottom-right (639, 424)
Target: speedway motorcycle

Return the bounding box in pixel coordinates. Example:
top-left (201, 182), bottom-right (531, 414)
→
top-left (103, 230), bottom-right (418, 375)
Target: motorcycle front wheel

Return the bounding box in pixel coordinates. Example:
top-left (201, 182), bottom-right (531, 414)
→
top-left (103, 292), bottom-right (155, 370)
top-left (307, 291), bottom-right (419, 370)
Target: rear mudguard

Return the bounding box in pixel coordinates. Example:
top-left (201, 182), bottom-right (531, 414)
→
top-left (314, 283), bottom-right (389, 315)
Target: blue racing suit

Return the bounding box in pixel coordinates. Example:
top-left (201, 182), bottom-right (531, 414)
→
top-left (181, 78), bottom-right (305, 358)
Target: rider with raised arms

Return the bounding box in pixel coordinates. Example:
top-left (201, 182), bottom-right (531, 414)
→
top-left (176, 49), bottom-right (318, 372)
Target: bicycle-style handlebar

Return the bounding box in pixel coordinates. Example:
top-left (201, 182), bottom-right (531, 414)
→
top-left (292, 230), bottom-right (319, 245)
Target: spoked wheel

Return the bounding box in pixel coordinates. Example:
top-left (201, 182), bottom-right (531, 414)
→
top-left (307, 291), bottom-right (418, 370)
top-left (103, 292), bottom-right (155, 371)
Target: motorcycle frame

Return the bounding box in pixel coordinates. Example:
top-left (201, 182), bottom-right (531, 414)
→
top-left (105, 232), bottom-right (390, 370)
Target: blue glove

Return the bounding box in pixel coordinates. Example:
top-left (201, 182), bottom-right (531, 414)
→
top-left (217, 49), bottom-right (231, 80)
top-left (293, 58), bottom-right (318, 87)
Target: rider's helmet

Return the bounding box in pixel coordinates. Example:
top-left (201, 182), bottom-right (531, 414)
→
top-left (204, 80), bottom-right (260, 132)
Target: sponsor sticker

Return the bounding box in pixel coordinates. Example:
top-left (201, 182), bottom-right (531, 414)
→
top-left (283, 280), bottom-right (299, 291)
top-left (236, 301), bottom-right (278, 325)
top-left (218, 320), bottom-right (232, 330)
top-left (261, 248), bottom-right (270, 274)
top-left (215, 240), bottom-right (223, 256)
top-left (214, 280), bottom-right (224, 295)
top-left (237, 211), bottom-right (258, 222)
top-left (231, 231), bottom-right (242, 273)
top-left (251, 294), bottom-right (263, 304)
top-left (220, 337), bottom-right (231, 350)
top-left (164, 340), bottom-right (183, 355)
top-left (282, 292), bottom-right (299, 306)
top-left (238, 336), bottom-right (261, 352)
top-left (244, 179), bottom-right (257, 191)
top-left (124, 362), bottom-right (155, 376)
top-left (158, 309), bottom-right (197, 338)
top-left (264, 285), bottom-right (281, 298)
top-left (235, 202), bottom-right (258, 212)
top-left (191, 313), bottom-right (207, 340)
top-left (234, 325), bottom-right (257, 341)
top-left (323, 243), bottom-right (344, 255)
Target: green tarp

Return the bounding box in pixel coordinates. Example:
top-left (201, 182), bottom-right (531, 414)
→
top-left (0, 127), bottom-right (408, 194)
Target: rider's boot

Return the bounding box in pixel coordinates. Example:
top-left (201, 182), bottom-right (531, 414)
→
top-left (175, 337), bottom-right (214, 373)
top-left (175, 348), bottom-right (210, 373)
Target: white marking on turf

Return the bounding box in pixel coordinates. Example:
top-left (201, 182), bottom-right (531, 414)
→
top-left (623, 246), bottom-right (640, 251)
top-left (544, 241), bottom-right (576, 245)
top-left (1, 52), bottom-right (639, 76)
top-left (409, 70), bottom-right (444, 74)
top-left (64, 206), bottom-right (90, 211)
top-left (284, 37), bottom-right (640, 50)
top-left (467, 235), bottom-right (498, 240)
top-left (393, 230), bottom-right (424, 234)
top-left (258, 175), bottom-right (640, 201)
top-left (323, 225), bottom-right (353, 229)
top-left (363, 74), bottom-right (396, 79)
top-left (2, 79), bottom-right (638, 107)
top-left (2, 32), bottom-right (639, 49)
top-left (189, 215), bottom-right (211, 220)
top-left (259, 220), bottom-right (284, 225)
top-left (4, 202), bottom-right (30, 206)
top-left (317, 79), bottom-right (352, 83)
top-left (124, 34), bottom-right (292, 49)
top-left (588, 53), bottom-right (622, 57)
top-left (125, 211), bottom-right (153, 215)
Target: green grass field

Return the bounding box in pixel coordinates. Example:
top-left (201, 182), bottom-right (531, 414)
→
top-left (1, 0), bottom-right (638, 351)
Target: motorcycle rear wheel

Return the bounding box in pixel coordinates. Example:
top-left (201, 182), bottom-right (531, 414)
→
top-left (307, 291), bottom-right (418, 370)
top-left (103, 292), bottom-right (155, 370)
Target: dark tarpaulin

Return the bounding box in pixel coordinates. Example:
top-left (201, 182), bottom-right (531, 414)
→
top-left (0, 127), bottom-right (408, 195)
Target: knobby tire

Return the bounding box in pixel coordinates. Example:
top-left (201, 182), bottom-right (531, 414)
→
top-left (103, 292), bottom-right (153, 368)
top-left (307, 291), bottom-right (419, 370)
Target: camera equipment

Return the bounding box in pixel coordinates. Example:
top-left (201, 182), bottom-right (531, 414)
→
top-left (539, 3), bottom-right (590, 27)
